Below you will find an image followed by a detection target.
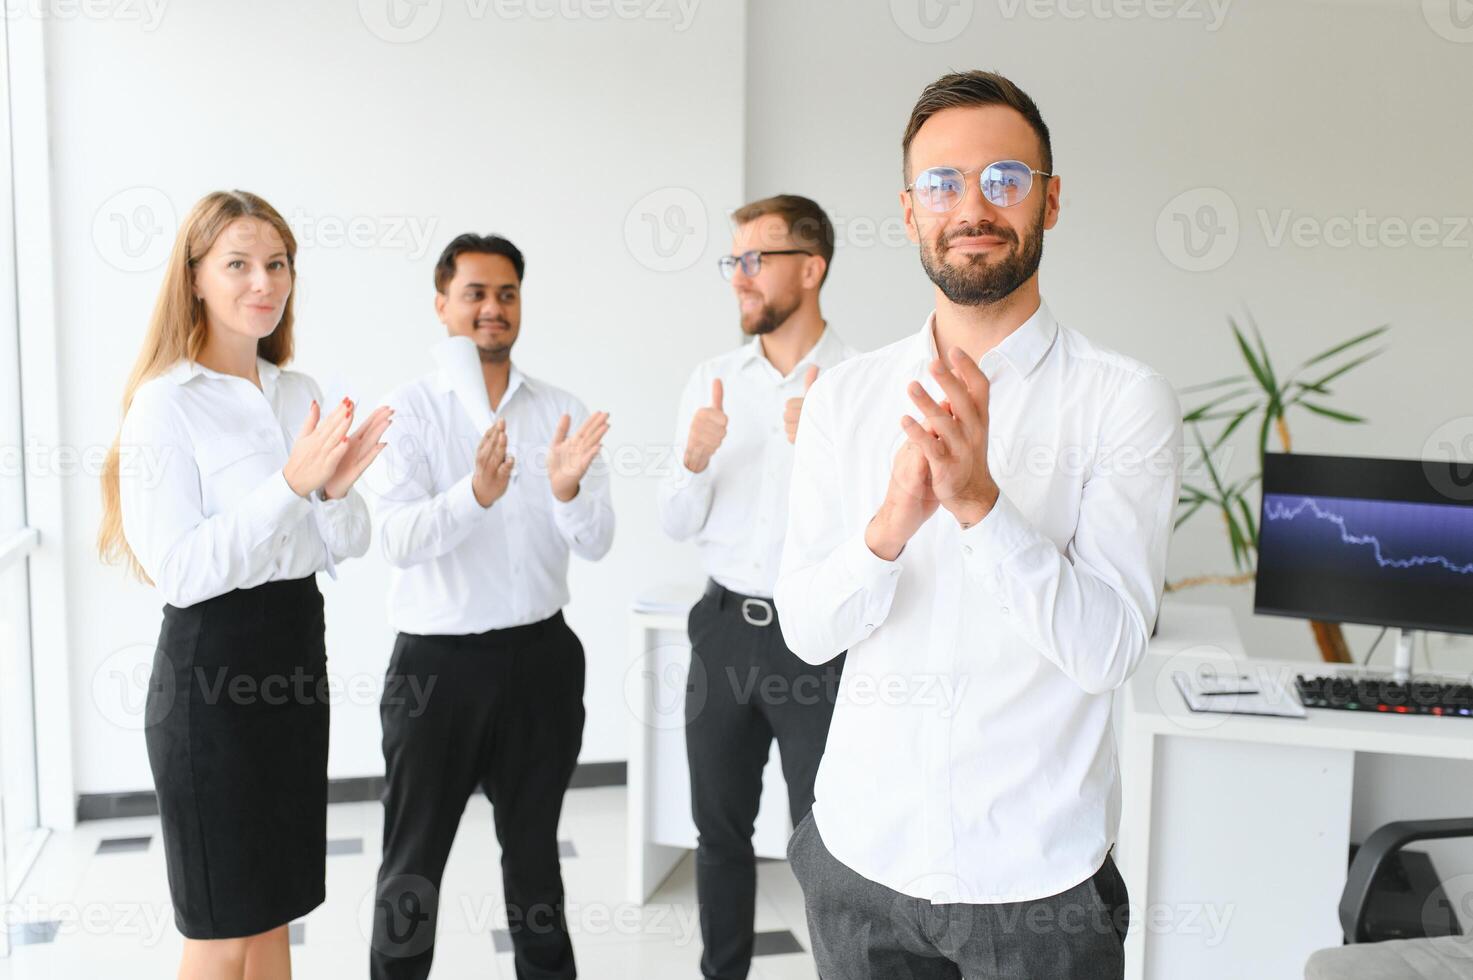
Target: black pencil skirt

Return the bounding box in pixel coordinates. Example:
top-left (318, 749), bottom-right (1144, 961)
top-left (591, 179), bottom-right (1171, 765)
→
top-left (145, 575), bottom-right (329, 940)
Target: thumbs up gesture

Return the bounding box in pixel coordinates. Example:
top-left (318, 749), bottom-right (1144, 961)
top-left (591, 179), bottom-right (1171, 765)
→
top-left (683, 378), bottom-right (729, 474)
top-left (783, 365), bottom-right (819, 444)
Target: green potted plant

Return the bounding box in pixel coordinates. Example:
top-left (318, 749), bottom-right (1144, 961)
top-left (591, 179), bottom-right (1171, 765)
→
top-left (1170, 311), bottom-right (1389, 663)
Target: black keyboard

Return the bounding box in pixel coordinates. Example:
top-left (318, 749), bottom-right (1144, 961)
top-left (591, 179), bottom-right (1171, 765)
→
top-left (1295, 674), bottom-right (1473, 718)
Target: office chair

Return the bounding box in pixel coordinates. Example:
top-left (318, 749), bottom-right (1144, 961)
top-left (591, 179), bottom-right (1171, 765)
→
top-left (1305, 818), bottom-right (1473, 979)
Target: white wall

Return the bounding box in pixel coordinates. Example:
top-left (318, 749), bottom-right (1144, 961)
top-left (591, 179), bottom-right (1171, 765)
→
top-left (47, 0), bottom-right (745, 793)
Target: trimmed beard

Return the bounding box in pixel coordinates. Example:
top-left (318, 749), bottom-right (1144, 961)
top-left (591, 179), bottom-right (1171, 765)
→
top-left (476, 343), bottom-right (512, 363)
top-left (741, 293), bottom-right (801, 337)
top-left (918, 201), bottom-right (1046, 307)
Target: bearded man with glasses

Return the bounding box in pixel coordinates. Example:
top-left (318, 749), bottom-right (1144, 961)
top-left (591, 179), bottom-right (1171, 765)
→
top-left (658, 194), bottom-right (859, 980)
top-left (775, 71), bottom-right (1183, 979)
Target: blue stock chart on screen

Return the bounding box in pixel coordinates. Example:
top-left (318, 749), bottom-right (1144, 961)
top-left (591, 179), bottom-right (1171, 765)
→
top-left (1253, 453), bottom-right (1473, 634)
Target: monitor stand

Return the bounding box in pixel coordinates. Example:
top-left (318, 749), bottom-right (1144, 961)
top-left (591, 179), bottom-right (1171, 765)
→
top-left (1392, 628), bottom-right (1419, 684)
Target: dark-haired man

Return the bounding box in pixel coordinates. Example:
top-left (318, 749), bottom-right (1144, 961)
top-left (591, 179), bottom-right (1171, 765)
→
top-left (658, 195), bottom-right (859, 980)
top-left (369, 234), bottom-right (613, 980)
top-left (776, 72), bottom-right (1182, 979)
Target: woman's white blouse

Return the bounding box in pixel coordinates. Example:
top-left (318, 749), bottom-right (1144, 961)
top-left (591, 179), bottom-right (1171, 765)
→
top-left (118, 357), bottom-right (370, 608)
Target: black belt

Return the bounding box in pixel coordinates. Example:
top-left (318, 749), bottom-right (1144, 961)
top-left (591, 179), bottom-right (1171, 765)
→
top-left (406, 610), bottom-right (566, 647)
top-left (704, 579), bottom-right (777, 628)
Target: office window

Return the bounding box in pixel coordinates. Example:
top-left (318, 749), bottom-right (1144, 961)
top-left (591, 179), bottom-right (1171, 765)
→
top-left (0, 9), bottom-right (42, 900)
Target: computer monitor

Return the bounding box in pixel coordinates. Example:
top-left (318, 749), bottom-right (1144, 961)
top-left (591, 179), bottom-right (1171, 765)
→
top-left (1253, 452), bottom-right (1473, 678)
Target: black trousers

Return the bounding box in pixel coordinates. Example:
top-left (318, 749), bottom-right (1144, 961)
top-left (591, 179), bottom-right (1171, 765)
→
top-left (685, 579), bottom-right (845, 980)
top-left (370, 612), bottom-right (585, 980)
top-left (789, 813), bottom-right (1131, 980)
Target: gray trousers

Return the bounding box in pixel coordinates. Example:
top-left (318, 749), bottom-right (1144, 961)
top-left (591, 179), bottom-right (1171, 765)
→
top-left (787, 813), bottom-right (1129, 980)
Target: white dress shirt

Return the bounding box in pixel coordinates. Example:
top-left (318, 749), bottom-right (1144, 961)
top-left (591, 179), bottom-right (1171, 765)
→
top-left (372, 363), bottom-right (614, 635)
top-left (657, 326), bottom-right (858, 597)
top-left (119, 357), bottom-right (371, 609)
top-left (775, 300), bottom-right (1182, 903)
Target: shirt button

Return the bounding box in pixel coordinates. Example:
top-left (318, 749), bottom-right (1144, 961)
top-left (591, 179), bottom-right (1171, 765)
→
top-left (962, 545), bottom-right (973, 556)
top-left (1000, 606), bottom-right (1010, 614)
top-left (864, 623), bottom-right (875, 631)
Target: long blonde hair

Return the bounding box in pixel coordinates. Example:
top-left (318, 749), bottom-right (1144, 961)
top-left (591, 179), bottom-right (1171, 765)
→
top-left (98, 190), bottom-right (299, 581)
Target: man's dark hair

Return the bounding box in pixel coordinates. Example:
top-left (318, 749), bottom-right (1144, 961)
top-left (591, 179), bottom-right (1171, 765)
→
top-left (901, 71), bottom-right (1053, 184)
top-left (433, 233), bottom-right (525, 293)
top-left (730, 194), bottom-right (835, 286)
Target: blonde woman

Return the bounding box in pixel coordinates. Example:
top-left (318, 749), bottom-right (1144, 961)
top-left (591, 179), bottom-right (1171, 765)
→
top-left (99, 190), bottom-right (392, 979)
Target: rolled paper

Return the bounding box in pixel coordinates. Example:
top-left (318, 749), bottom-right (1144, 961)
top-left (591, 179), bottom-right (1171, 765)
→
top-left (431, 335), bottom-right (496, 432)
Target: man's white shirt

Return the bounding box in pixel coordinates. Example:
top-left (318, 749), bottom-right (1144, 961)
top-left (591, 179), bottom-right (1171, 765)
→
top-left (371, 363), bottom-right (614, 635)
top-left (657, 326), bottom-right (858, 597)
top-left (775, 300), bottom-right (1182, 903)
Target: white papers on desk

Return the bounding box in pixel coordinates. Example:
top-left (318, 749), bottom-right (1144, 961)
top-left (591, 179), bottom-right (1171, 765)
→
top-left (632, 585), bottom-right (701, 616)
top-left (1173, 667), bottom-right (1308, 719)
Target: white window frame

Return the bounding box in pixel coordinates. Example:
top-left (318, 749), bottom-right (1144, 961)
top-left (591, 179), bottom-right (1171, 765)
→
top-left (6, 13), bottom-right (77, 847)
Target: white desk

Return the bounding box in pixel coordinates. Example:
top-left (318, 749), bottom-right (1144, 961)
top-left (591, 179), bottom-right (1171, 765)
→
top-left (626, 596), bottom-right (1473, 970)
top-left (625, 604), bottom-right (795, 904)
top-left (1118, 605), bottom-right (1473, 979)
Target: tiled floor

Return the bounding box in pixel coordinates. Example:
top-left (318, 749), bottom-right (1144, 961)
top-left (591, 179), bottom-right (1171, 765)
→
top-left (0, 786), bottom-right (819, 978)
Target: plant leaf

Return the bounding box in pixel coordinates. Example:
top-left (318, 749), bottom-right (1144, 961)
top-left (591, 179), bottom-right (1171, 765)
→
top-left (1180, 484), bottom-right (1211, 503)
top-left (1257, 406), bottom-right (1276, 465)
top-left (1299, 402), bottom-right (1366, 424)
top-left (1223, 503), bottom-right (1247, 570)
top-left (1175, 498), bottom-right (1207, 529)
top-left (1230, 317), bottom-right (1273, 394)
top-left (1211, 404), bottom-right (1258, 450)
top-left (1299, 347), bottom-right (1387, 393)
top-left (1299, 324), bottom-right (1390, 370)
top-left (1244, 309), bottom-right (1280, 399)
top-left (1236, 495), bottom-right (1259, 551)
top-left (1178, 375), bottom-right (1252, 395)
top-left (1198, 427), bottom-right (1229, 500)
top-left (1184, 387), bottom-right (1255, 422)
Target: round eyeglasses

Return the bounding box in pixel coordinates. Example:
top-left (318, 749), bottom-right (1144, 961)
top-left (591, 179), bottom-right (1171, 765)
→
top-left (717, 249), bottom-right (813, 281)
top-left (905, 160), bottom-right (1053, 213)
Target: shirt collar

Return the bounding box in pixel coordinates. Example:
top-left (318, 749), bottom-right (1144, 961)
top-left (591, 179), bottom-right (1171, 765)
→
top-left (433, 361), bottom-right (528, 412)
top-left (916, 300), bottom-right (1058, 380)
top-left (741, 324), bottom-right (839, 382)
top-left (167, 356), bottom-right (281, 390)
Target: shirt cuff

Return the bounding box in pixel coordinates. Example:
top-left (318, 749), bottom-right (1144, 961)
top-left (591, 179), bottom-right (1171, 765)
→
top-left (307, 500), bottom-right (340, 580)
top-left (676, 458), bottom-right (715, 491)
top-left (257, 469), bottom-right (312, 533)
top-left (552, 483), bottom-right (599, 536)
top-left (840, 526), bottom-right (904, 590)
top-left (449, 472), bottom-right (488, 522)
top-left (958, 491), bottom-right (1037, 577)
